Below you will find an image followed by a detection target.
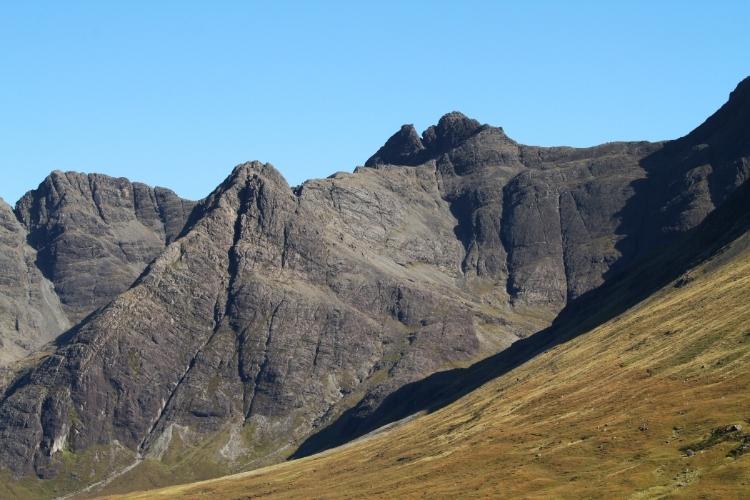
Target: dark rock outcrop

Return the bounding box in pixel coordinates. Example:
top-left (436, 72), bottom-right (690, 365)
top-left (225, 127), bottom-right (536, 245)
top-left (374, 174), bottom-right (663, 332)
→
top-left (365, 124), bottom-right (426, 167)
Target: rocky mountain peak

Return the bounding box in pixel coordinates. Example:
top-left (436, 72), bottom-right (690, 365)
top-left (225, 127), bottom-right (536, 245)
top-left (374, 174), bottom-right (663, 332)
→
top-left (364, 125), bottom-right (425, 167)
top-left (422, 111), bottom-right (484, 152)
top-left (229, 161), bottom-right (291, 191)
top-left (365, 112), bottom-right (495, 167)
top-left (12, 171), bottom-right (197, 324)
top-left (195, 161), bottom-right (292, 223)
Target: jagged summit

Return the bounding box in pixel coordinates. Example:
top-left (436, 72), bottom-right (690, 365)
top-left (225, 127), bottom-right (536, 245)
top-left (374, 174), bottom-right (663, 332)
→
top-left (364, 124), bottom-right (425, 167)
top-left (423, 111), bottom-right (484, 152)
top-left (13, 171), bottom-right (196, 324)
top-left (365, 111), bottom-right (497, 167)
top-left (227, 160), bottom-right (291, 190)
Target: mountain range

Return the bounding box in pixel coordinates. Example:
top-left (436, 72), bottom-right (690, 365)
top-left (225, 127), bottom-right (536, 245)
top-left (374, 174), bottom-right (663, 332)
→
top-left (0, 77), bottom-right (748, 498)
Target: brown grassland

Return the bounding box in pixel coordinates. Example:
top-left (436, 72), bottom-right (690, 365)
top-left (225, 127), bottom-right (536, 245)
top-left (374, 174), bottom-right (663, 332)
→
top-left (106, 235), bottom-right (750, 499)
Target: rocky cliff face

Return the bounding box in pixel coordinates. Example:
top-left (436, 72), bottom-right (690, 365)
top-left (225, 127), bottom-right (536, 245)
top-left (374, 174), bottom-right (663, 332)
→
top-left (367, 111), bottom-right (665, 305)
top-left (0, 201), bottom-right (68, 367)
top-left (0, 78), bottom-right (747, 494)
top-left (15, 172), bottom-right (197, 324)
top-left (0, 173), bottom-right (195, 371)
top-left (0, 162), bottom-right (513, 481)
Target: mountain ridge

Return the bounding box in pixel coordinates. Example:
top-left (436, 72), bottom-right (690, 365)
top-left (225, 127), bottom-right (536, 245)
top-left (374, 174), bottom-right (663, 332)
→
top-left (0, 77), bottom-right (747, 498)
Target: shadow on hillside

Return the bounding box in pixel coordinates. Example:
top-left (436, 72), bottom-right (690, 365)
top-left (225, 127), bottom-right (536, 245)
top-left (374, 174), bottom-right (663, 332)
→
top-left (292, 173), bottom-right (750, 460)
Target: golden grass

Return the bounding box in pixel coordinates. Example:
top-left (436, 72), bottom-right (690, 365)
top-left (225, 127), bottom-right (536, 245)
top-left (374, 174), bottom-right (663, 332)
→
top-left (104, 240), bottom-right (750, 499)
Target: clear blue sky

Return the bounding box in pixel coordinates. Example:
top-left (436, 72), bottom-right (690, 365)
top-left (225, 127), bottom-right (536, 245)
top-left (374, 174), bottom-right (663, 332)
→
top-left (1, 1), bottom-right (748, 204)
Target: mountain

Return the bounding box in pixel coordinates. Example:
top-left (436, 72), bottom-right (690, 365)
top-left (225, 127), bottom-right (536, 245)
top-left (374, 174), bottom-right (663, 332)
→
top-left (15, 171), bottom-right (196, 324)
top-left (111, 182), bottom-right (750, 499)
top-left (0, 78), bottom-right (747, 498)
top-left (0, 173), bottom-right (195, 369)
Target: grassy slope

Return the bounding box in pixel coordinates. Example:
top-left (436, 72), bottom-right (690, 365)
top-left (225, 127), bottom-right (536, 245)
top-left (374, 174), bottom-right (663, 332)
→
top-left (106, 232), bottom-right (750, 499)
